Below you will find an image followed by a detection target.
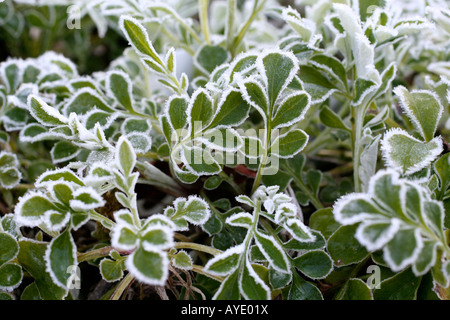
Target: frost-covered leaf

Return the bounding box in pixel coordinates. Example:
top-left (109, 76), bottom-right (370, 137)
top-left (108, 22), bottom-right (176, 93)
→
top-left (17, 239), bottom-right (66, 300)
top-left (15, 192), bottom-right (59, 227)
top-left (195, 45), bottom-right (229, 74)
top-left (293, 250), bottom-right (333, 279)
top-left (116, 136), bottom-right (136, 177)
top-left (165, 196), bottom-right (211, 230)
top-left (125, 246), bottom-right (168, 286)
top-left (254, 230), bottom-right (290, 273)
top-left (205, 244), bottom-right (242, 276)
top-left (45, 229), bottom-right (77, 290)
top-left (0, 151), bottom-right (21, 189)
top-left (99, 258), bottom-right (124, 283)
top-left (381, 128), bottom-right (443, 175)
top-left (208, 88), bottom-right (250, 129)
top-left (271, 92), bottom-right (311, 129)
top-left (171, 250), bottom-right (193, 270)
top-left (0, 232), bottom-right (19, 267)
top-left (106, 70), bottom-right (134, 113)
top-left (270, 129), bottom-right (309, 158)
top-left (28, 95), bottom-right (67, 127)
top-left (239, 258), bottom-right (271, 300)
top-left (0, 263), bottom-right (22, 291)
top-left (394, 86), bottom-right (443, 142)
top-left (50, 141), bottom-right (80, 164)
top-left (69, 187), bottom-right (105, 212)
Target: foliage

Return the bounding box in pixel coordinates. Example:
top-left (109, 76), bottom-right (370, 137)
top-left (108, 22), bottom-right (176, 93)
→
top-left (0, 0), bottom-right (449, 300)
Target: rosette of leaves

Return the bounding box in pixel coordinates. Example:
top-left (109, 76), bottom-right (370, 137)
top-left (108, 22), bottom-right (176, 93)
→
top-left (204, 186), bottom-right (332, 300)
top-left (333, 169), bottom-right (450, 289)
top-left (14, 167), bottom-right (106, 292)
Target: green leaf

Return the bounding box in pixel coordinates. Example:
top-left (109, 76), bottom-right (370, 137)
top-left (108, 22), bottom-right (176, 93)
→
top-left (28, 95), bottom-right (67, 127)
top-left (0, 263), bottom-right (22, 290)
top-left (254, 230), bottom-right (290, 273)
top-left (239, 259), bottom-right (271, 300)
top-left (45, 229), bottom-right (77, 289)
top-left (171, 250), bottom-right (193, 270)
top-left (213, 268), bottom-right (241, 300)
top-left (205, 245), bottom-right (242, 276)
top-left (384, 228), bottom-right (422, 271)
top-left (373, 268), bottom-right (421, 300)
top-left (15, 193), bottom-right (58, 226)
top-left (188, 89), bottom-right (214, 131)
top-left (381, 128), bottom-right (443, 175)
top-left (50, 141), bottom-right (80, 164)
top-left (319, 106), bottom-right (350, 131)
top-left (21, 282), bottom-right (42, 300)
top-left (270, 129), bottom-right (309, 158)
top-left (63, 88), bottom-right (113, 115)
top-left (0, 167), bottom-right (21, 189)
top-left (107, 71), bottom-right (134, 112)
top-left (337, 278), bottom-right (373, 300)
top-left (208, 89), bottom-right (250, 128)
top-left (0, 232), bottom-right (19, 267)
top-left (166, 96), bottom-right (189, 132)
top-left (196, 45), bottom-right (229, 74)
top-left (309, 208), bottom-right (340, 239)
top-left (287, 272), bottom-right (323, 300)
top-left (434, 153), bottom-right (450, 199)
top-left (271, 92), bottom-right (311, 129)
top-left (119, 16), bottom-right (163, 65)
top-left (293, 250), bottom-right (333, 279)
top-left (327, 225), bottom-right (369, 266)
top-left (17, 239), bottom-right (67, 300)
top-left (116, 136), bottom-right (136, 176)
top-left (394, 86), bottom-right (443, 142)
top-left (100, 258), bottom-right (124, 282)
top-left (36, 168), bottom-right (84, 186)
top-left (258, 51), bottom-right (298, 108)
top-left (309, 54), bottom-right (348, 91)
top-left (126, 246), bottom-right (168, 285)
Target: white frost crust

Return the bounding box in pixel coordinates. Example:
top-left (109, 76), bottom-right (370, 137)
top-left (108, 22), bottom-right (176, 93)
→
top-left (383, 227), bottom-right (424, 272)
top-left (333, 192), bottom-right (379, 225)
top-left (43, 210), bottom-right (71, 233)
top-left (284, 218), bottom-right (316, 242)
top-left (380, 128), bottom-right (443, 175)
top-left (235, 74), bottom-right (268, 124)
top-left (171, 249), bottom-right (193, 271)
top-left (355, 218), bottom-right (401, 252)
top-left (141, 224), bottom-right (174, 252)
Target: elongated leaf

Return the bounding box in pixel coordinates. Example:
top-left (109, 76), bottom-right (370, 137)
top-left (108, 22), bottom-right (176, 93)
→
top-left (239, 259), bottom-right (271, 300)
top-left (271, 92), bottom-right (311, 129)
top-left (254, 230), bottom-right (290, 273)
top-left (126, 246), bottom-right (168, 286)
top-left (45, 229), bottom-right (77, 290)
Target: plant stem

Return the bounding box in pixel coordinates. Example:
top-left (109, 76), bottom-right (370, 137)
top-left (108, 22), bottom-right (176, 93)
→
top-left (173, 242), bottom-right (222, 256)
top-left (89, 210), bottom-right (115, 230)
top-left (192, 264), bottom-right (224, 282)
top-left (351, 105), bottom-right (365, 193)
top-left (110, 273), bottom-right (135, 300)
top-left (226, 0), bottom-right (237, 52)
top-left (230, 0), bottom-right (267, 56)
top-left (251, 123), bottom-right (272, 195)
top-left (77, 246), bottom-right (114, 263)
top-left (199, 0), bottom-right (211, 44)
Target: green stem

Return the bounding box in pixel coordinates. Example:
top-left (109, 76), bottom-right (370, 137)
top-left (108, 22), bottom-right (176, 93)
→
top-left (226, 0), bottom-right (237, 52)
top-left (192, 264), bottom-right (224, 282)
top-left (77, 246), bottom-right (114, 263)
top-left (251, 124), bottom-right (272, 195)
top-left (110, 273), bottom-right (135, 300)
top-left (351, 105), bottom-right (365, 193)
top-left (173, 241), bottom-right (222, 256)
top-left (199, 0), bottom-right (211, 44)
top-left (230, 0), bottom-right (267, 56)
top-left (89, 210), bottom-right (115, 230)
